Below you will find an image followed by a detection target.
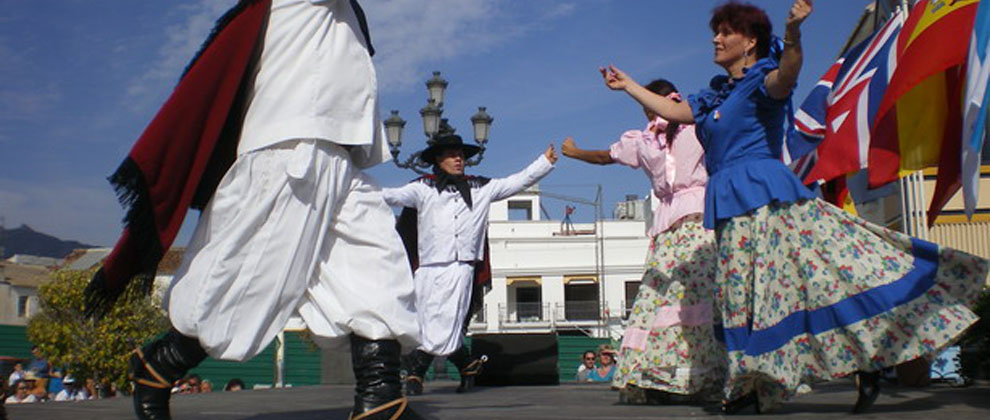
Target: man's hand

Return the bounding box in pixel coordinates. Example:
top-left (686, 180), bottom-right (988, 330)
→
top-left (544, 143), bottom-right (558, 164)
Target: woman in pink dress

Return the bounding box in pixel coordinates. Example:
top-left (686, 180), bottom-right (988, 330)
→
top-left (562, 79), bottom-right (724, 403)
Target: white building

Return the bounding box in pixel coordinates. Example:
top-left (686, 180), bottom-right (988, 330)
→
top-left (469, 185), bottom-right (652, 340)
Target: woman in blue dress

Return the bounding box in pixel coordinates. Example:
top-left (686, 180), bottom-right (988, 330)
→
top-left (601, 0), bottom-right (988, 414)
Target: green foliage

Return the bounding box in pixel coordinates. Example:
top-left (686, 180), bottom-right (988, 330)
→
top-left (26, 268), bottom-right (169, 392)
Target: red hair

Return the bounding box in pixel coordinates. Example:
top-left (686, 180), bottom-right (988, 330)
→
top-left (710, 1), bottom-right (773, 58)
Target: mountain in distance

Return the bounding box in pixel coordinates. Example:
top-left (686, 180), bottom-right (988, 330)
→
top-left (0, 224), bottom-right (98, 260)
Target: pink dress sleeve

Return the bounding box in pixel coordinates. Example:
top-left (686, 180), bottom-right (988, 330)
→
top-left (609, 130), bottom-right (646, 168)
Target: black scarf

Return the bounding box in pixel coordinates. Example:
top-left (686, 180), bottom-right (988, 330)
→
top-left (433, 167), bottom-right (473, 208)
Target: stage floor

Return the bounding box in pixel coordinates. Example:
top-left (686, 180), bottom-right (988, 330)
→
top-left (7, 380), bottom-right (990, 419)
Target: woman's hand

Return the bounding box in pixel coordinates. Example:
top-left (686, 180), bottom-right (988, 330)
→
top-left (600, 65), bottom-right (635, 91)
top-left (561, 137), bottom-right (579, 158)
top-left (786, 0), bottom-right (812, 30)
top-left (544, 143), bottom-right (558, 164)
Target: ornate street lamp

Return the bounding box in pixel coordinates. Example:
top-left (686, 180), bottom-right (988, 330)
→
top-left (385, 71), bottom-right (493, 173)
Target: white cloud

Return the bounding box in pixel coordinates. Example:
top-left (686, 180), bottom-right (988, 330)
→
top-left (125, 0), bottom-right (238, 108)
top-left (367, 0), bottom-right (576, 91)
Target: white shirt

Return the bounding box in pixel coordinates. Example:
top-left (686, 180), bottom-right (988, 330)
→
top-left (54, 388), bottom-right (89, 402)
top-left (7, 371), bottom-right (23, 386)
top-left (5, 394), bottom-right (37, 404)
top-left (238, 0), bottom-right (389, 168)
top-left (383, 155), bottom-right (554, 265)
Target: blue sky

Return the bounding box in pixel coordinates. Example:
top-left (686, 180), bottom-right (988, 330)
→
top-left (0, 0), bottom-right (869, 247)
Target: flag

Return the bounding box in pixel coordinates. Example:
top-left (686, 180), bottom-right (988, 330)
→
top-left (868, 0), bottom-right (980, 224)
top-left (798, 10), bottom-right (905, 185)
top-left (962, 0), bottom-right (990, 218)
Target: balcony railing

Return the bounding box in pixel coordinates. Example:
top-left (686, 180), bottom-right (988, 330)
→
top-left (468, 304), bottom-right (487, 327)
top-left (498, 302), bottom-right (550, 324)
top-left (560, 300), bottom-right (600, 321)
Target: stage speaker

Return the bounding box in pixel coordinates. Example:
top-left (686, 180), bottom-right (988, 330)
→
top-left (472, 333), bottom-right (559, 386)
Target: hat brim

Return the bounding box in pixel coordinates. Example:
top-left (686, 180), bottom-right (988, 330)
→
top-left (419, 143), bottom-right (481, 165)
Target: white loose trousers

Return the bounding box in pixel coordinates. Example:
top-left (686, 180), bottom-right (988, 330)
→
top-left (413, 262), bottom-right (475, 356)
top-left (165, 140), bottom-right (420, 361)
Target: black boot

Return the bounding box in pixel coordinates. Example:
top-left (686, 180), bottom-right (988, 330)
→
top-left (447, 346), bottom-right (484, 393)
top-left (130, 329), bottom-right (207, 420)
top-left (350, 335), bottom-right (417, 420)
top-left (402, 350), bottom-right (433, 396)
top-left (852, 370), bottom-right (881, 414)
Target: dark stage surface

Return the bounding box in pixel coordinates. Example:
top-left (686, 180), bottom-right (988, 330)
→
top-left (7, 380), bottom-right (990, 419)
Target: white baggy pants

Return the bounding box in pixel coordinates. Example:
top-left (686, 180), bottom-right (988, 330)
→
top-left (414, 261), bottom-right (474, 355)
top-left (165, 140), bottom-right (420, 360)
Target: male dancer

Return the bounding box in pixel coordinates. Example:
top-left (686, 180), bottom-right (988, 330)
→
top-left (383, 134), bottom-right (557, 395)
top-left (85, 1), bottom-right (421, 419)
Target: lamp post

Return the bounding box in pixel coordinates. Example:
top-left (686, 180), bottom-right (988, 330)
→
top-left (384, 71), bottom-right (493, 173)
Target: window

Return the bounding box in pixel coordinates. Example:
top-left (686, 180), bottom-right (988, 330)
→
top-left (564, 282), bottom-right (599, 321)
top-left (515, 286), bottom-right (542, 321)
top-left (17, 295), bottom-right (29, 317)
top-left (507, 200), bottom-right (533, 221)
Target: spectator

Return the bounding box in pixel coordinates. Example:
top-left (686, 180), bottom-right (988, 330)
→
top-left (178, 374), bottom-right (202, 394)
top-left (26, 346), bottom-right (50, 379)
top-left (224, 378), bottom-right (245, 392)
top-left (6, 364), bottom-right (24, 387)
top-left (47, 367), bottom-right (65, 398)
top-left (84, 378), bottom-right (97, 400)
top-left (575, 351), bottom-right (597, 382)
top-left (200, 379), bottom-right (213, 393)
top-left (5, 380), bottom-right (37, 404)
top-left (586, 345), bottom-right (618, 383)
top-left (21, 372), bottom-right (47, 402)
top-left (54, 375), bottom-right (89, 402)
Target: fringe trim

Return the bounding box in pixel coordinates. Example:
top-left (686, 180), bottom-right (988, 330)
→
top-left (84, 158), bottom-right (162, 318)
top-left (180, 0), bottom-right (265, 81)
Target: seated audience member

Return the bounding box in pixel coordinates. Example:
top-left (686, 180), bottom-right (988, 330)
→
top-left (200, 379), bottom-right (213, 393)
top-left (175, 374), bottom-right (202, 394)
top-left (586, 345), bottom-right (618, 383)
top-left (54, 375), bottom-right (89, 401)
top-left (5, 380), bottom-right (37, 404)
top-left (575, 350), bottom-right (597, 382)
top-left (224, 378), bottom-right (245, 392)
top-left (6, 363), bottom-right (25, 387)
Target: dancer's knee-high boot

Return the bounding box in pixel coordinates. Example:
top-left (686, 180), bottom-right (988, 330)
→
top-left (402, 350), bottom-right (433, 396)
top-left (350, 335), bottom-right (419, 420)
top-left (447, 346), bottom-right (483, 393)
top-left (130, 329), bottom-right (207, 420)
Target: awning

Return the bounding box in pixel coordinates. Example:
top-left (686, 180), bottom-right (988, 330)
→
top-left (564, 275), bottom-right (598, 285)
top-left (506, 276), bottom-right (541, 286)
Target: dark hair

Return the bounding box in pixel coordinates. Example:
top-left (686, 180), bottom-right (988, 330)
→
top-left (224, 378), bottom-right (245, 391)
top-left (582, 350), bottom-right (596, 359)
top-left (644, 78), bottom-right (681, 144)
top-left (710, 1), bottom-right (772, 59)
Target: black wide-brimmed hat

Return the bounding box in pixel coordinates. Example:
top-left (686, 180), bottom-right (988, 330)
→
top-left (419, 134), bottom-right (481, 165)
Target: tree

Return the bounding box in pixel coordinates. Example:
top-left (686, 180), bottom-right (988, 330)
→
top-left (26, 267), bottom-right (169, 394)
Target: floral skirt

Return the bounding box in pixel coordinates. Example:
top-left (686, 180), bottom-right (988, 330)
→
top-left (716, 198), bottom-right (987, 412)
top-left (613, 216), bottom-right (726, 396)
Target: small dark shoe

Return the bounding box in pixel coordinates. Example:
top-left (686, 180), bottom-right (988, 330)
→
top-left (403, 376), bottom-right (424, 396)
top-left (852, 371), bottom-right (881, 414)
top-left (721, 392), bottom-right (760, 415)
top-left (455, 356), bottom-right (486, 394)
